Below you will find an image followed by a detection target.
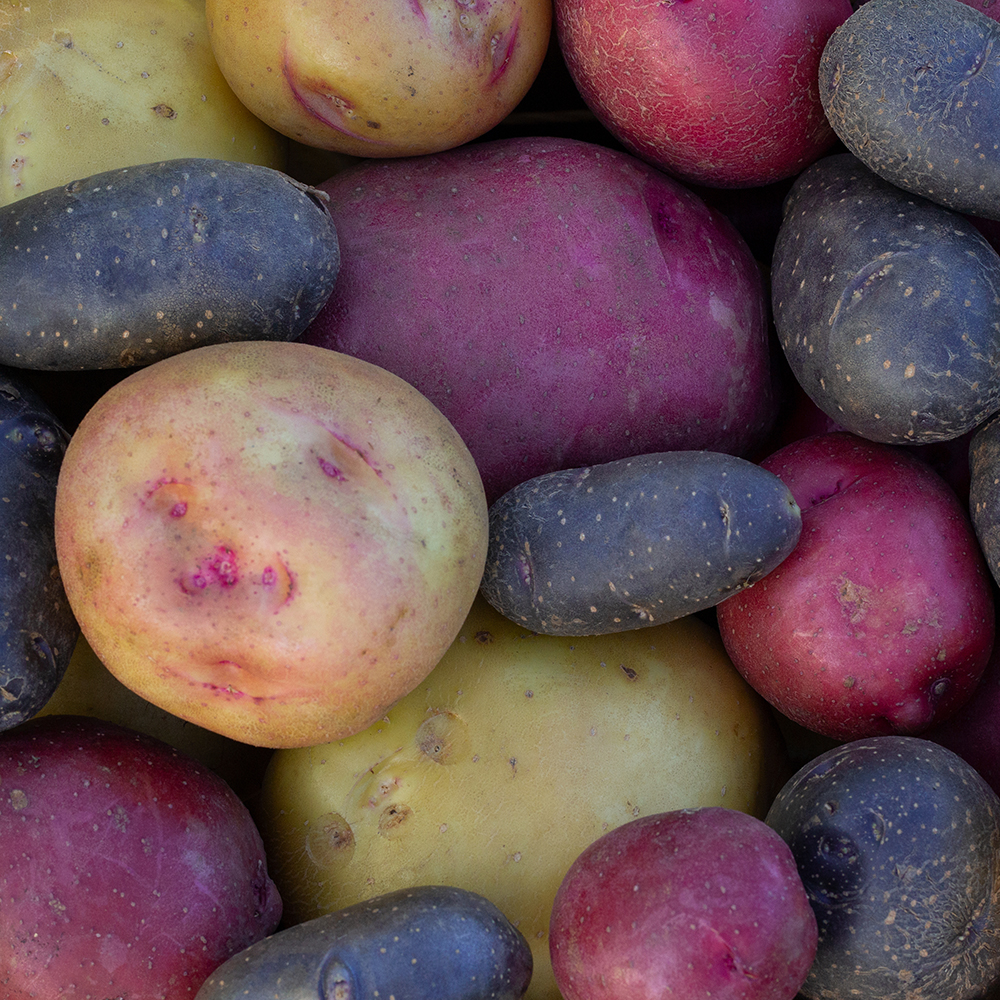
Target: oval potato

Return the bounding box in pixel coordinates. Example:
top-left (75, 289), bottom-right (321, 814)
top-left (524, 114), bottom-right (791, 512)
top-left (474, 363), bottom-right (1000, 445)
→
top-left (255, 596), bottom-right (790, 1000)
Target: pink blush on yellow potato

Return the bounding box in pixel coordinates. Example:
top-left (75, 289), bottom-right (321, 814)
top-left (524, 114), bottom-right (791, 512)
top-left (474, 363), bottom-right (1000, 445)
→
top-left (54, 341), bottom-right (488, 748)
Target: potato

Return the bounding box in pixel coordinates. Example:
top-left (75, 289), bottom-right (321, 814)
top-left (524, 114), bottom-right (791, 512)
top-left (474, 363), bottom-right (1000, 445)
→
top-left (0, 158), bottom-right (341, 370)
top-left (255, 596), bottom-right (790, 1000)
top-left (0, 366), bottom-right (78, 731)
top-left (205, 0), bottom-right (551, 157)
top-left (0, 0), bottom-right (286, 207)
top-left (819, 0), bottom-right (1000, 221)
top-left (195, 885), bottom-right (533, 1000)
top-left (481, 451), bottom-right (802, 635)
top-left (771, 153), bottom-right (1000, 444)
top-left (53, 341), bottom-right (488, 749)
top-left (302, 136), bottom-right (778, 503)
top-left (766, 735), bottom-right (1000, 1000)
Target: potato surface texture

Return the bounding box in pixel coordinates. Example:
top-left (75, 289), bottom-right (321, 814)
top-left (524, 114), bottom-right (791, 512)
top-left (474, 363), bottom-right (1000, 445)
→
top-left (256, 597), bottom-right (789, 1000)
top-left (195, 885), bottom-right (533, 1000)
top-left (53, 341), bottom-right (489, 748)
top-left (0, 158), bottom-right (342, 370)
top-left (303, 136), bottom-right (777, 503)
top-left (772, 153), bottom-right (1000, 444)
top-left (205, 0), bottom-right (551, 156)
top-left (767, 736), bottom-right (1000, 1000)
top-left (481, 451), bottom-right (802, 635)
top-left (820, 0), bottom-right (1000, 220)
top-left (0, 0), bottom-right (286, 206)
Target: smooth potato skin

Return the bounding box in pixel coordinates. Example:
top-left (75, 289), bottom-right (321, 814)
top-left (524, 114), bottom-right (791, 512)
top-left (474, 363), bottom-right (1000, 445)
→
top-left (766, 736), bottom-right (1000, 1000)
top-left (195, 886), bottom-right (533, 1000)
top-left (0, 0), bottom-right (286, 206)
top-left (0, 158), bottom-right (341, 370)
top-left (255, 597), bottom-right (790, 1000)
top-left (555, 0), bottom-right (852, 188)
top-left (53, 341), bottom-right (488, 748)
top-left (772, 154), bottom-right (1000, 444)
top-left (820, 0), bottom-right (1000, 220)
top-left (303, 137), bottom-right (777, 503)
top-left (206, 0), bottom-right (551, 156)
top-left (481, 451), bottom-right (802, 635)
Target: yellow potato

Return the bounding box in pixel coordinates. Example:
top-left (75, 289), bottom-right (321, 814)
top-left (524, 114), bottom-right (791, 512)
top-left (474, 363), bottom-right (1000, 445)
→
top-left (257, 597), bottom-right (790, 1000)
top-left (0, 0), bottom-right (286, 205)
top-left (205, 0), bottom-right (552, 157)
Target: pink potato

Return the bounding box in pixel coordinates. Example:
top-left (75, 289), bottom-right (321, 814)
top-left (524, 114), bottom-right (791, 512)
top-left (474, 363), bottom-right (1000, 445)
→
top-left (302, 136), bottom-right (778, 503)
top-left (53, 341), bottom-right (488, 749)
top-left (548, 806), bottom-right (818, 1000)
top-left (553, 0), bottom-right (854, 188)
top-left (0, 714), bottom-right (282, 999)
top-left (716, 432), bottom-right (995, 741)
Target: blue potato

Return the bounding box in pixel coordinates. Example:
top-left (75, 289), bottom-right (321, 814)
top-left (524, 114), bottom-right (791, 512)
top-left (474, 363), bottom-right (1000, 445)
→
top-left (820, 0), bottom-right (1000, 220)
top-left (0, 367), bottom-right (77, 729)
top-left (772, 153), bottom-right (1000, 444)
top-left (194, 885), bottom-right (533, 1000)
top-left (480, 450), bottom-right (801, 635)
top-left (766, 736), bottom-right (1000, 1000)
top-left (0, 158), bottom-right (340, 370)
top-left (970, 411), bottom-right (1000, 587)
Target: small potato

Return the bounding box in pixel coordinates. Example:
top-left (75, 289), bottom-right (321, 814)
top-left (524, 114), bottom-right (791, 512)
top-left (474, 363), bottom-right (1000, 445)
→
top-left (0, 159), bottom-right (341, 370)
top-left (256, 596), bottom-right (790, 1000)
top-left (0, 0), bottom-right (286, 206)
top-left (481, 451), bottom-right (802, 635)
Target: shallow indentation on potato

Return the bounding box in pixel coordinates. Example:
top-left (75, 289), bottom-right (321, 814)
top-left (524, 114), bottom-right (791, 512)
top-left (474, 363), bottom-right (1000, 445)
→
top-left (415, 710), bottom-right (470, 763)
top-left (378, 802), bottom-right (413, 838)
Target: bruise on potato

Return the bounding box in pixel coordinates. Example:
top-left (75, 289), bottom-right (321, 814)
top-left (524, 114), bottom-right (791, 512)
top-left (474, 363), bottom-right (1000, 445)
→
top-left (772, 153), bottom-right (1000, 445)
top-left (194, 885), bottom-right (533, 1000)
top-left (480, 450), bottom-right (802, 636)
top-left (820, 0), bottom-right (1000, 221)
top-left (0, 367), bottom-right (78, 730)
top-left (766, 735), bottom-right (1000, 1000)
top-left (0, 157), bottom-right (341, 370)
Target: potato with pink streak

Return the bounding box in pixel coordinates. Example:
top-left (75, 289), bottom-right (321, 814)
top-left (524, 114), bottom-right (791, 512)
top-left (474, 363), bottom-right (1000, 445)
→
top-left (302, 136), bottom-right (778, 503)
top-left (205, 0), bottom-right (551, 157)
top-left (53, 341), bottom-right (488, 749)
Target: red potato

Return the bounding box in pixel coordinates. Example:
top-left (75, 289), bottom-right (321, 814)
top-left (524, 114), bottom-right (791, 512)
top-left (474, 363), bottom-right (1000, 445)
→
top-left (716, 431), bottom-right (995, 741)
top-left (553, 0), bottom-right (854, 188)
top-left (548, 807), bottom-right (818, 1000)
top-left (0, 714), bottom-right (282, 999)
top-left (302, 136), bottom-right (778, 503)
top-left (53, 341), bottom-right (488, 749)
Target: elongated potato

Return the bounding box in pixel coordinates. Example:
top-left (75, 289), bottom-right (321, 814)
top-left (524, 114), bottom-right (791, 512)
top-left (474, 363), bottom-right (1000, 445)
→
top-left (0, 159), bottom-right (341, 370)
top-left (480, 451), bottom-right (802, 635)
top-left (0, 0), bottom-right (286, 206)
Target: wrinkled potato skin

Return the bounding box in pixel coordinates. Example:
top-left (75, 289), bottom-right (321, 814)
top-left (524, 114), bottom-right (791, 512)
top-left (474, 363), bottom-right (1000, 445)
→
top-left (257, 597), bottom-right (789, 1000)
top-left (0, 0), bottom-right (286, 206)
top-left (205, 0), bottom-right (552, 156)
top-left (53, 341), bottom-right (488, 749)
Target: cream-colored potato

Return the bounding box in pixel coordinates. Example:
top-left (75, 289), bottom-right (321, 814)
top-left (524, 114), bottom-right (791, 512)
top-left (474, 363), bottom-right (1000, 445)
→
top-left (257, 597), bottom-right (790, 1000)
top-left (205, 0), bottom-right (552, 157)
top-left (53, 342), bottom-right (489, 749)
top-left (0, 0), bottom-right (286, 205)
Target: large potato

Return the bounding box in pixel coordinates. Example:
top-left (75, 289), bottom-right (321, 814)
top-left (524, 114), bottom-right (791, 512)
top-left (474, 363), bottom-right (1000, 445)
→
top-left (0, 0), bottom-right (286, 206)
top-left (53, 341), bottom-right (488, 748)
top-left (256, 597), bottom-right (789, 1000)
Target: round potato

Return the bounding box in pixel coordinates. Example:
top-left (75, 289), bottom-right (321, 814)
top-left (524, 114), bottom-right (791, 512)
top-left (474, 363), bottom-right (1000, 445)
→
top-left (256, 596), bottom-right (790, 1000)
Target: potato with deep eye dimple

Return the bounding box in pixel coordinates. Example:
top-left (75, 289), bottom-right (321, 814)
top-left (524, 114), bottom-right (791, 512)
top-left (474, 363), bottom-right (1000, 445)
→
top-left (52, 340), bottom-right (489, 748)
top-left (204, 0), bottom-right (552, 157)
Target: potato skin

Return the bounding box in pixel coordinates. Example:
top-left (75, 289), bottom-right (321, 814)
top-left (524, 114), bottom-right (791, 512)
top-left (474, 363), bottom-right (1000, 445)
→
top-left (772, 153), bottom-right (1000, 444)
top-left (766, 736), bottom-right (1000, 1000)
top-left (820, 0), bottom-right (1000, 220)
top-left (195, 885), bottom-right (532, 1000)
top-left (0, 367), bottom-right (78, 731)
top-left (481, 451), bottom-right (802, 635)
top-left (0, 158), bottom-right (340, 370)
